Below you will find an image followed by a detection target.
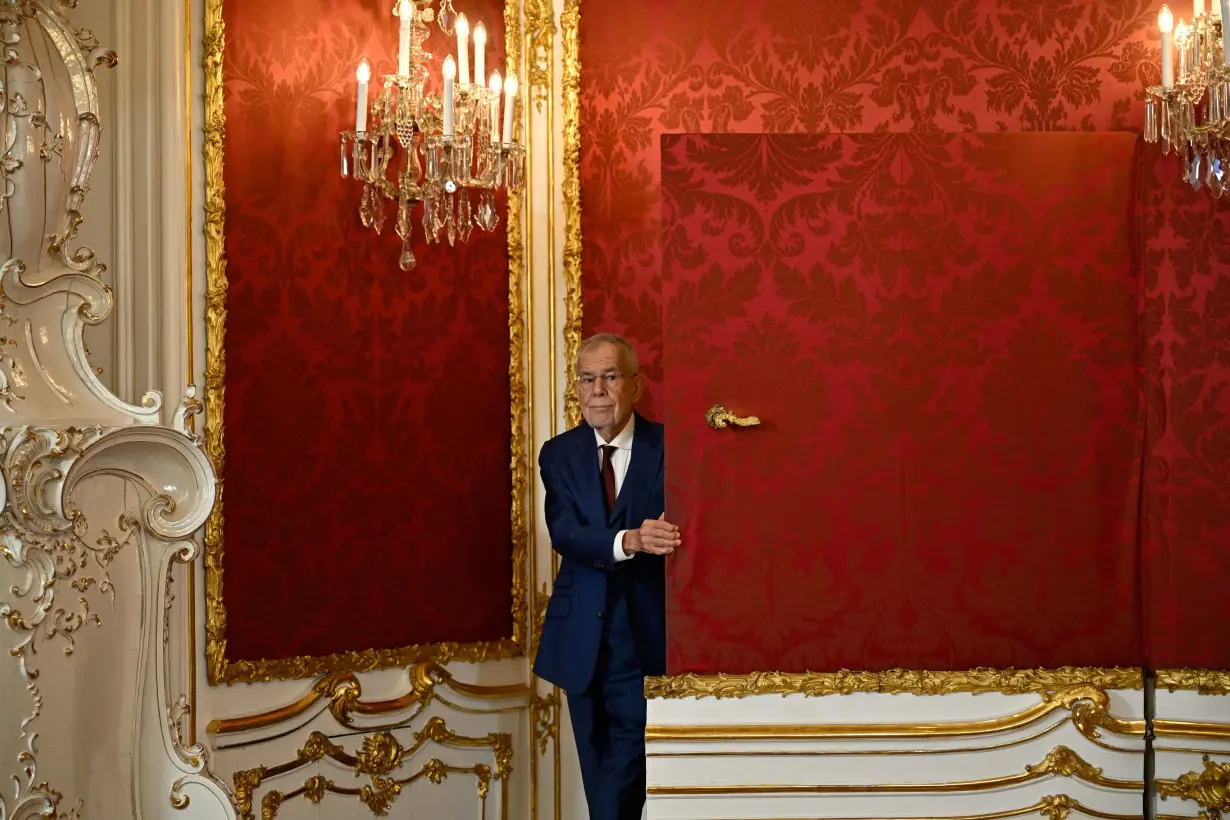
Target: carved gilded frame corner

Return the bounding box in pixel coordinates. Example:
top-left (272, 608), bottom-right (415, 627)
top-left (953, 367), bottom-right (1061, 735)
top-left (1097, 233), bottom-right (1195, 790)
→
top-left (201, 0), bottom-right (530, 685)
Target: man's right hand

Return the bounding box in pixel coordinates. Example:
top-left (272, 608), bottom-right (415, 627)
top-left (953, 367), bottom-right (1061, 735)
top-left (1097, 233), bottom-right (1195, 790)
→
top-left (624, 514), bottom-right (681, 556)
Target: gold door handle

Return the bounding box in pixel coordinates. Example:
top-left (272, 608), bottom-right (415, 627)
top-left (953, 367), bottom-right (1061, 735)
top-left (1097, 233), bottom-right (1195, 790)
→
top-left (705, 405), bottom-right (761, 430)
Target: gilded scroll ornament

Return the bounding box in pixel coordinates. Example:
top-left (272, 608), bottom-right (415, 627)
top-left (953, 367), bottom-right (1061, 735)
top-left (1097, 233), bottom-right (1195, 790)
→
top-left (201, 0), bottom-right (530, 684)
top-left (643, 667), bottom-right (1144, 699)
top-left (231, 717), bottom-right (511, 818)
top-left (1157, 756), bottom-right (1230, 817)
top-left (209, 661), bottom-right (530, 738)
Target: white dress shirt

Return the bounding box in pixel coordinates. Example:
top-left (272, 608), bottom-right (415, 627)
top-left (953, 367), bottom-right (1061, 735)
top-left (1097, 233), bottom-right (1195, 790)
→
top-left (595, 415), bottom-right (636, 562)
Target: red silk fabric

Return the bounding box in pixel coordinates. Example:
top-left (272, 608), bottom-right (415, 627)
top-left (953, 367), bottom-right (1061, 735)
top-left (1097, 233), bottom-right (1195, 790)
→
top-left (579, 0), bottom-right (1163, 423)
top-left (1140, 147), bottom-right (1230, 670)
top-left (220, 0), bottom-right (513, 663)
top-left (661, 132), bottom-right (1144, 674)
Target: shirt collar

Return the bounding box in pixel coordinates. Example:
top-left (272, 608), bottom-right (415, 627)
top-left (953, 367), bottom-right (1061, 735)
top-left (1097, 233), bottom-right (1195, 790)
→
top-left (594, 414), bottom-right (636, 451)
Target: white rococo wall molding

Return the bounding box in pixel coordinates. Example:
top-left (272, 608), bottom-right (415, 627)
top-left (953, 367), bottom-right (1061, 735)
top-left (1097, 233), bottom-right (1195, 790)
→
top-left (0, 2), bottom-right (232, 818)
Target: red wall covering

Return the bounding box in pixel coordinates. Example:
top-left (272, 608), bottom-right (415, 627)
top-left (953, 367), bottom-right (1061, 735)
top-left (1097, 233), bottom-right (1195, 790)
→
top-left (220, 0), bottom-right (513, 663)
top-left (582, 0), bottom-right (1230, 673)
top-left (661, 132), bottom-right (1144, 674)
top-left (1140, 147), bottom-right (1230, 670)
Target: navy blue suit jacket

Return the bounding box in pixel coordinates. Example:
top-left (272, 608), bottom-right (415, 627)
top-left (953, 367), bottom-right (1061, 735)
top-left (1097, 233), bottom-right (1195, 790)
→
top-left (532, 414), bottom-right (667, 694)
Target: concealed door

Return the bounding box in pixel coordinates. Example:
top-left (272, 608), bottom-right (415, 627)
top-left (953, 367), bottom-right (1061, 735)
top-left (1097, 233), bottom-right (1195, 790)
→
top-left (660, 133), bottom-right (1144, 676)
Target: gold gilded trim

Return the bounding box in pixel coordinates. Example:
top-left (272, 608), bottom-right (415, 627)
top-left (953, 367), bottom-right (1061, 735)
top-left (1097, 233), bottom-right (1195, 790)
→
top-left (644, 667), bottom-right (1144, 699)
top-left (1156, 669), bottom-right (1230, 695)
top-left (184, 0), bottom-right (197, 747)
top-left (1157, 756), bottom-right (1230, 815)
top-left (700, 799), bottom-right (1173, 820)
top-left (207, 662), bottom-right (530, 736)
top-left (1154, 718), bottom-right (1230, 742)
top-left (560, 0), bottom-right (582, 431)
top-left (645, 745), bottom-right (1142, 796)
top-left (201, 0), bottom-right (529, 684)
top-left (231, 717), bottom-right (512, 819)
top-left (646, 684), bottom-right (1143, 743)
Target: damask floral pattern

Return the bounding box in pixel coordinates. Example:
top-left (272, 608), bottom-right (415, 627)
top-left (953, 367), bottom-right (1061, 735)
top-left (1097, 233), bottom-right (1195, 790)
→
top-left (1140, 147), bottom-right (1230, 670)
top-left (579, 0), bottom-right (1160, 419)
top-left (221, 0), bottom-right (513, 662)
top-left (660, 133), bottom-right (1143, 674)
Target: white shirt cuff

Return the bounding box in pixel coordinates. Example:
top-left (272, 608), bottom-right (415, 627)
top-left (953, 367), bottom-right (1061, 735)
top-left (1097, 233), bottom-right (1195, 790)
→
top-left (613, 530), bottom-right (633, 562)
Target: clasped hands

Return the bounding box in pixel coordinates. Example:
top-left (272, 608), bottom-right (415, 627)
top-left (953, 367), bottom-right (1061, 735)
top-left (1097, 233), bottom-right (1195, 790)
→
top-left (622, 513), bottom-right (681, 556)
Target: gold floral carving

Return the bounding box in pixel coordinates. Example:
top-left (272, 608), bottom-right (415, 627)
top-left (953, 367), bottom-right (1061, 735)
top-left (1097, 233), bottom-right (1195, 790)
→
top-left (524, 0), bottom-right (554, 109)
top-left (531, 690), bottom-right (559, 753)
top-left (560, 0), bottom-right (582, 430)
top-left (643, 667), bottom-right (1144, 699)
top-left (208, 661), bottom-right (530, 736)
top-left (201, 0), bottom-right (530, 684)
top-left (1157, 669), bottom-right (1230, 696)
top-left (231, 717), bottom-right (510, 819)
top-left (1157, 756), bottom-right (1230, 817)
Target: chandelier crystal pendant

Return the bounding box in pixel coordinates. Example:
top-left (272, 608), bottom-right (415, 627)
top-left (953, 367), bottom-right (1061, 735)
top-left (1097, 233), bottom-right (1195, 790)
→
top-left (1143, 2), bottom-right (1230, 196)
top-left (340, 0), bottom-right (525, 270)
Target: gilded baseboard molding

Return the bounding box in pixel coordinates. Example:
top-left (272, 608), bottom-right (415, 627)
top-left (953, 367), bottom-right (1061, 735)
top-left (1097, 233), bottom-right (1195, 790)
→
top-left (644, 667), bottom-right (1144, 699)
top-left (646, 744), bottom-right (1140, 796)
top-left (208, 661), bottom-right (530, 737)
top-left (231, 716), bottom-right (512, 820)
top-left (646, 683), bottom-right (1142, 744)
top-left (697, 796), bottom-right (1179, 820)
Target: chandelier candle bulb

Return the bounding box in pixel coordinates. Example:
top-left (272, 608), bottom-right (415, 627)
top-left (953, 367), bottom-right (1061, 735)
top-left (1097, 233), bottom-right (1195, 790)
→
top-left (502, 74), bottom-right (517, 143)
top-left (1196, 0), bottom-right (1204, 14)
top-left (355, 59), bottom-right (371, 133)
top-left (1177, 20), bottom-right (1190, 80)
top-left (473, 23), bottom-right (486, 91)
top-left (489, 71), bottom-right (502, 142)
top-left (1222, 0), bottom-right (1230, 63)
top-left (397, 0), bottom-right (412, 75)
top-left (1160, 5), bottom-right (1175, 87)
top-left (443, 55), bottom-right (456, 136)
top-left (456, 13), bottom-right (470, 85)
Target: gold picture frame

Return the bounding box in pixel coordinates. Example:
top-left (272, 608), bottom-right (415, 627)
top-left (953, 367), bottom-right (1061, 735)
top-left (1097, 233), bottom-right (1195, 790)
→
top-left (202, 0), bottom-right (529, 685)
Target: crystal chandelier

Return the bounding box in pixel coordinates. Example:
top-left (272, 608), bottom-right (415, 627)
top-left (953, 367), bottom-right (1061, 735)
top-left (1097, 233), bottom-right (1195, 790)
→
top-left (340, 0), bottom-right (525, 269)
top-left (1143, 1), bottom-right (1230, 196)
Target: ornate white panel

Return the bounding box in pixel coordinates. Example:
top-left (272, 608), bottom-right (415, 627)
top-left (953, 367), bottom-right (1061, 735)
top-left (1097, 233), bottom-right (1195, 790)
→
top-left (0, 1), bottom-right (232, 817)
top-left (646, 681), bottom-right (1148, 820)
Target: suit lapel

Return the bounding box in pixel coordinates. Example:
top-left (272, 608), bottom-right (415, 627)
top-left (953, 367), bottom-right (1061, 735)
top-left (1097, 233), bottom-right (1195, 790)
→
top-left (570, 431), bottom-right (608, 527)
top-left (611, 416), bottom-right (662, 526)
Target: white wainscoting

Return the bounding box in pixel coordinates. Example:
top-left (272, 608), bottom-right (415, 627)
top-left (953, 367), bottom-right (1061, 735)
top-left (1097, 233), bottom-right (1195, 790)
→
top-left (647, 686), bottom-right (1149, 820)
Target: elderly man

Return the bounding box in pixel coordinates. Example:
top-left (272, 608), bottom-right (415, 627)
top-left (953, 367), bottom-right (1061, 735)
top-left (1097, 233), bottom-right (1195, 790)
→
top-left (533, 333), bottom-right (681, 820)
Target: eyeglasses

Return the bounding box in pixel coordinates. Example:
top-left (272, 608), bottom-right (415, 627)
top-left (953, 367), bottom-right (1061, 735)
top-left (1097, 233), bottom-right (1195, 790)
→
top-left (574, 372), bottom-right (636, 392)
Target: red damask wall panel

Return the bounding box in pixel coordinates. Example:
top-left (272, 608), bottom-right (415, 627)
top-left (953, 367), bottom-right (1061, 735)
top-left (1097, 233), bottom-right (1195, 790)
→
top-left (221, 0), bottom-right (513, 663)
top-left (579, 0), bottom-right (1161, 420)
top-left (1140, 148), bottom-right (1230, 670)
top-left (661, 133), bottom-right (1144, 675)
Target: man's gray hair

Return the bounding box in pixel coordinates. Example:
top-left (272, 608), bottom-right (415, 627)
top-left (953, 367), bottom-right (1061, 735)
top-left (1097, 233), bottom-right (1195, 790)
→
top-left (576, 333), bottom-right (639, 374)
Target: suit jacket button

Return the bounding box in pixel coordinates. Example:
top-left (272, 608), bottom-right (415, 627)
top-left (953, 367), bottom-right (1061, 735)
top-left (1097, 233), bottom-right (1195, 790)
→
top-left (597, 611), bottom-right (604, 619)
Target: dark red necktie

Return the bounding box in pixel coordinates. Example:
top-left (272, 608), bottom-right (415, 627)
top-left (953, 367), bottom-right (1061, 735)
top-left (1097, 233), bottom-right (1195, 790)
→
top-left (600, 445), bottom-right (618, 513)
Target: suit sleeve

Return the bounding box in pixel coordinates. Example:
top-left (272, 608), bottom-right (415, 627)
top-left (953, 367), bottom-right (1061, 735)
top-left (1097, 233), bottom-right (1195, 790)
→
top-left (539, 443), bottom-right (624, 572)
